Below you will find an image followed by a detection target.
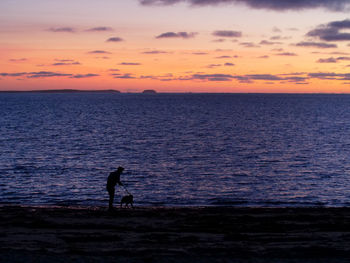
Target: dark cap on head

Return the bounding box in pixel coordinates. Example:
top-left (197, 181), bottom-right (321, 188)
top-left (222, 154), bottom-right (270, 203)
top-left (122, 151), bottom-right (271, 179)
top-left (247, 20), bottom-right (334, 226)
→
top-left (117, 166), bottom-right (124, 171)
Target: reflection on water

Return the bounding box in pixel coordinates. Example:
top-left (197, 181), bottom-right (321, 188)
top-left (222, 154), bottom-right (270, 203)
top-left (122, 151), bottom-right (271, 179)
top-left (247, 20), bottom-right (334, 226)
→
top-left (1, 93), bottom-right (350, 207)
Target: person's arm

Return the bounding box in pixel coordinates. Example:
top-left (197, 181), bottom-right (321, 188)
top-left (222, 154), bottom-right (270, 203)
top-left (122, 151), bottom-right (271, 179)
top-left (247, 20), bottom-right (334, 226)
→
top-left (118, 181), bottom-right (123, 186)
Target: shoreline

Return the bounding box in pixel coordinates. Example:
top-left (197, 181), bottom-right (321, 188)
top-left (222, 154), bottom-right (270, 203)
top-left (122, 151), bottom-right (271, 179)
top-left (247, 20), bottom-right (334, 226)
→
top-left (1, 205), bottom-right (350, 262)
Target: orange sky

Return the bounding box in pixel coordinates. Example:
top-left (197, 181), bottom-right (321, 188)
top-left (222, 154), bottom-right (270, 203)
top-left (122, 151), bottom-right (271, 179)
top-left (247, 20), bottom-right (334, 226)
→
top-left (1, 0), bottom-right (350, 92)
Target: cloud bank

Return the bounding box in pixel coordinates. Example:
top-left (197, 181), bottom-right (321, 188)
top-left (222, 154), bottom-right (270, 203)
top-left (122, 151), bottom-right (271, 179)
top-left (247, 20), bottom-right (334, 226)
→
top-left (307, 19), bottom-right (350, 41)
top-left (139, 0), bottom-right (349, 11)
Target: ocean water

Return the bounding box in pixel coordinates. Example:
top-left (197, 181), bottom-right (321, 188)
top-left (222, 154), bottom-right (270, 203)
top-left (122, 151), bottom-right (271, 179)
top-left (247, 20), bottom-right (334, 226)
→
top-left (1, 93), bottom-right (350, 207)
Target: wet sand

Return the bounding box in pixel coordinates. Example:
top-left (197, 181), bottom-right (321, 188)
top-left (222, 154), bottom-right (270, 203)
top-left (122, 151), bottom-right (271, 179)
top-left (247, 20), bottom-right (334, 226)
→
top-left (1, 206), bottom-right (350, 262)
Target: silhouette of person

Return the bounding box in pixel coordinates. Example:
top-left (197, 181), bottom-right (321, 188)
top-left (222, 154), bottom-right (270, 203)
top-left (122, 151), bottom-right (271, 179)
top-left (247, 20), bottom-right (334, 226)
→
top-left (107, 166), bottom-right (124, 211)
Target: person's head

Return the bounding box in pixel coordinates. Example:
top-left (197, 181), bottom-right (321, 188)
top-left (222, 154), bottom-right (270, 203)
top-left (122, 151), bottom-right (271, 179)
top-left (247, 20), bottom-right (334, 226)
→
top-left (117, 166), bottom-right (124, 172)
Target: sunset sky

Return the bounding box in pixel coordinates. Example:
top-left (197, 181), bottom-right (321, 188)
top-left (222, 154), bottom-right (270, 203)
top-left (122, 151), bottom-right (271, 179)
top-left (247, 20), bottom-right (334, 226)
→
top-left (2, 0), bottom-right (350, 92)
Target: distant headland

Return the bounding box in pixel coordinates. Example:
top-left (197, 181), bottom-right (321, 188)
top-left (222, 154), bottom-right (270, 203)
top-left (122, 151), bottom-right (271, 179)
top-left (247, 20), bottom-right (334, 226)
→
top-left (142, 89), bottom-right (157, 94)
top-left (0, 89), bottom-right (121, 93)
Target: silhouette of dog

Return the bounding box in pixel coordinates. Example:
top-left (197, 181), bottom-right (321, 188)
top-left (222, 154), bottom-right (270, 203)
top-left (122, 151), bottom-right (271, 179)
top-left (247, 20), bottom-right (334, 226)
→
top-left (120, 194), bottom-right (134, 208)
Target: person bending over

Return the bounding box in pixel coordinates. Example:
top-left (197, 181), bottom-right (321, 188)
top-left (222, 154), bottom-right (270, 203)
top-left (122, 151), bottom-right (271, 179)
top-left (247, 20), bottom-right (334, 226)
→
top-left (106, 166), bottom-right (124, 211)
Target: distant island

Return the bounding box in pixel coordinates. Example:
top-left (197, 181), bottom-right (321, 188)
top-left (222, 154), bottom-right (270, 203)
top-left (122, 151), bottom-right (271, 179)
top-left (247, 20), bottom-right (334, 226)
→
top-left (142, 89), bottom-right (157, 94)
top-left (0, 89), bottom-right (121, 93)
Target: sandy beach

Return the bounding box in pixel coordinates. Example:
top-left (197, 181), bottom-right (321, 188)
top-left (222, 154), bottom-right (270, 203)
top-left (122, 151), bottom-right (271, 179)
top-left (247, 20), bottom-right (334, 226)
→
top-left (1, 206), bottom-right (350, 262)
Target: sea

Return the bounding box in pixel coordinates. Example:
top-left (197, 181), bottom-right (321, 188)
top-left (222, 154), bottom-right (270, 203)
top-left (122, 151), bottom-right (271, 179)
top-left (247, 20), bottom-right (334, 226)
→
top-left (1, 92), bottom-right (350, 207)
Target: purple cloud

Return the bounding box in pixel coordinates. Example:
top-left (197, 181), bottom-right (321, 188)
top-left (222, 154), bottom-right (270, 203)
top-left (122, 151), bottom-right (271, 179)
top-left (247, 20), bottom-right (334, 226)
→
top-left (119, 62), bottom-right (141, 65)
top-left (213, 30), bottom-right (242, 38)
top-left (0, 72), bottom-right (27, 77)
top-left (0, 71), bottom-right (100, 79)
top-left (317, 56), bottom-right (350, 63)
top-left (27, 71), bottom-right (73, 78)
top-left (192, 73), bottom-right (235, 82)
top-left (307, 19), bottom-right (350, 41)
top-left (9, 58), bottom-right (27, 62)
top-left (70, 74), bottom-right (99, 78)
top-left (52, 62), bottom-right (81, 66)
top-left (192, 52), bottom-right (208, 55)
top-left (139, 0), bottom-right (350, 11)
top-left (207, 64), bottom-right (222, 68)
top-left (106, 37), bottom-right (124, 42)
top-left (260, 40), bottom-right (282, 45)
top-left (48, 27), bottom-right (76, 33)
top-left (86, 27), bottom-right (113, 32)
top-left (240, 42), bottom-right (259, 48)
top-left (114, 73), bottom-right (136, 79)
top-left (156, 32), bottom-right (197, 39)
top-left (295, 41), bottom-right (337, 48)
top-left (317, 58), bottom-right (338, 63)
top-left (276, 52), bottom-right (297, 56)
top-left (246, 74), bottom-right (283, 80)
top-left (215, 56), bottom-right (231, 59)
top-left (142, 50), bottom-right (169, 54)
top-left (88, 50), bottom-right (112, 54)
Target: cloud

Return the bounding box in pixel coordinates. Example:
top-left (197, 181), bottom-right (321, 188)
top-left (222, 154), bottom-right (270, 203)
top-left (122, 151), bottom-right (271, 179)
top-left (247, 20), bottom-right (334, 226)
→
top-left (27, 71), bottom-right (73, 78)
top-left (55, 59), bottom-right (74, 62)
top-left (259, 40), bottom-right (282, 45)
top-left (88, 50), bottom-right (112, 54)
top-left (179, 72), bottom-right (313, 83)
top-left (317, 56), bottom-right (350, 63)
top-left (258, 55), bottom-right (269, 59)
top-left (156, 32), bottom-right (197, 39)
top-left (307, 19), bottom-right (350, 41)
top-left (52, 62), bottom-right (81, 66)
top-left (140, 73), bottom-right (174, 81)
top-left (48, 27), bottom-right (76, 33)
top-left (215, 55), bottom-right (232, 59)
top-left (0, 71), bottom-right (99, 79)
top-left (207, 64), bottom-right (222, 68)
top-left (240, 42), bottom-right (259, 48)
top-left (272, 27), bottom-right (282, 33)
top-left (317, 57), bottom-right (337, 63)
top-left (192, 73), bottom-right (235, 82)
top-left (276, 52), bottom-right (297, 56)
top-left (119, 62), bottom-right (141, 65)
top-left (0, 72), bottom-right (27, 77)
top-left (9, 58), bottom-right (27, 62)
top-left (295, 41), bottom-right (337, 48)
top-left (224, 63), bottom-right (235, 66)
top-left (246, 74), bottom-right (284, 80)
top-left (272, 48), bottom-right (284, 52)
top-left (106, 37), bottom-right (124, 42)
top-left (142, 50), bottom-right (169, 54)
top-left (212, 30), bottom-right (242, 38)
top-left (86, 27), bottom-right (113, 32)
top-left (139, 0), bottom-right (350, 11)
top-left (307, 72), bottom-right (350, 81)
top-left (113, 73), bottom-right (136, 79)
top-left (70, 74), bottom-right (99, 78)
top-left (212, 39), bottom-right (226, 43)
top-left (192, 52), bottom-right (208, 55)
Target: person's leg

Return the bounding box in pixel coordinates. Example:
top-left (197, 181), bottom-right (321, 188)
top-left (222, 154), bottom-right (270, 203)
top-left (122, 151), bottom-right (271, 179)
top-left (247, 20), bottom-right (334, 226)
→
top-left (108, 188), bottom-right (115, 210)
